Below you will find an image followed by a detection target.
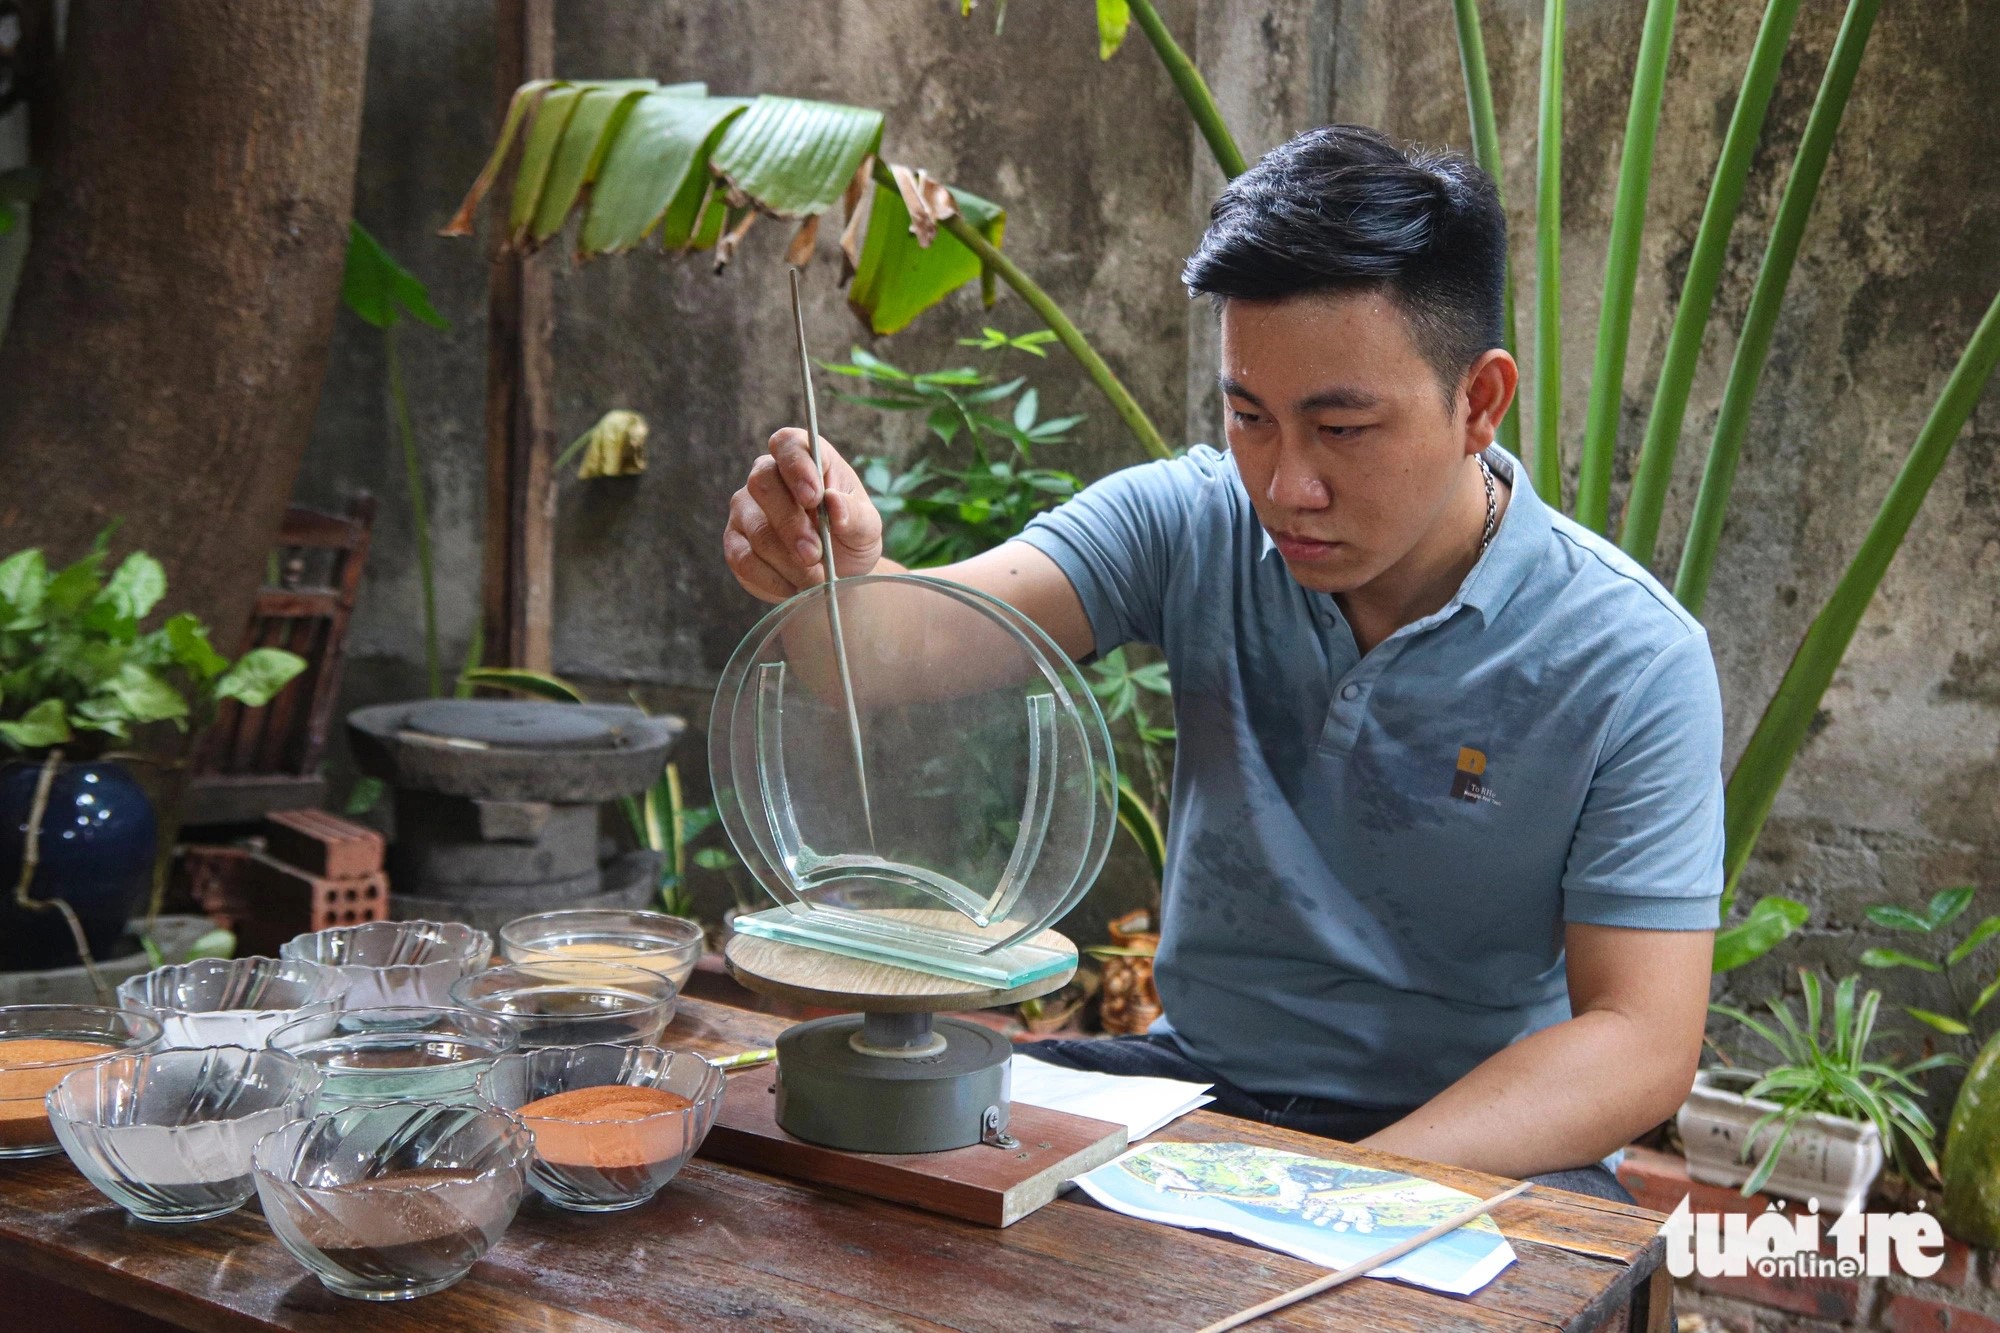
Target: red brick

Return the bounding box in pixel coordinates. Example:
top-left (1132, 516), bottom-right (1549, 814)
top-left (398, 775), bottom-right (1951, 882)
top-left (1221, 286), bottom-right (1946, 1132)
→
top-left (1934, 1237), bottom-right (1975, 1288)
top-left (1885, 1293), bottom-right (2000, 1333)
top-left (1693, 1271), bottom-right (1862, 1321)
top-left (263, 808), bottom-right (385, 880)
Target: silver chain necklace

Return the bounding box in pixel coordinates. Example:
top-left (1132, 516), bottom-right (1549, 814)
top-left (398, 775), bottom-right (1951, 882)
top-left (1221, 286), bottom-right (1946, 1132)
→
top-left (1477, 453), bottom-right (1498, 555)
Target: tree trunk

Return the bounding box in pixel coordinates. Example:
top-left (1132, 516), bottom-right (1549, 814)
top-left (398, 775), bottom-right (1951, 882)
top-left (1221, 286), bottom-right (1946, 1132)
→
top-left (0, 0), bottom-right (372, 647)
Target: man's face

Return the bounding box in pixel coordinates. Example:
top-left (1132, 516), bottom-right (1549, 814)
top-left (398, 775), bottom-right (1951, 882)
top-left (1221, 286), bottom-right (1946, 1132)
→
top-left (1219, 291), bottom-right (1472, 595)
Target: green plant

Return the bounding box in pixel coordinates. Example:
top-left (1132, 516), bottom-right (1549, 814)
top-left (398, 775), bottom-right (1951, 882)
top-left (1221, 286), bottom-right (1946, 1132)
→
top-left (1437, 0), bottom-right (2000, 973)
top-left (1709, 971), bottom-right (1957, 1195)
top-left (833, 344), bottom-right (1084, 567)
top-left (0, 529), bottom-right (305, 752)
top-left (1087, 647), bottom-right (1175, 899)
top-left (1855, 886), bottom-right (2000, 1039)
top-left (341, 222), bottom-right (450, 697)
top-left (448, 80), bottom-right (1168, 462)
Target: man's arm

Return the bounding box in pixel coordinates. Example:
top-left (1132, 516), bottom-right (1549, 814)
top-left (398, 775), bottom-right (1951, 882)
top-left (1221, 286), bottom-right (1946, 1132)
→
top-left (1359, 923), bottom-right (1711, 1177)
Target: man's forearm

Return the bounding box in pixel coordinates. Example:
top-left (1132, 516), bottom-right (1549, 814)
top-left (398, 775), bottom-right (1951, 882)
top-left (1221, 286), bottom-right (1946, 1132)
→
top-left (1358, 1008), bottom-right (1696, 1178)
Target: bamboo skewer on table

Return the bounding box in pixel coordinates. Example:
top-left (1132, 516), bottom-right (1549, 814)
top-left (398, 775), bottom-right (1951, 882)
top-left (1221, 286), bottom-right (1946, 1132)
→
top-left (1195, 1178), bottom-right (1534, 1332)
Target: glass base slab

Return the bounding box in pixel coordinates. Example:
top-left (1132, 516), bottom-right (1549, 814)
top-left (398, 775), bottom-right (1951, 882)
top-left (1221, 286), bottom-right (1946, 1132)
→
top-left (731, 908), bottom-right (1073, 989)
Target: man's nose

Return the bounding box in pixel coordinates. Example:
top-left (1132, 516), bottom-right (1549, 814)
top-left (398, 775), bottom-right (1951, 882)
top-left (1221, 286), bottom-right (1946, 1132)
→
top-left (1267, 437), bottom-right (1330, 509)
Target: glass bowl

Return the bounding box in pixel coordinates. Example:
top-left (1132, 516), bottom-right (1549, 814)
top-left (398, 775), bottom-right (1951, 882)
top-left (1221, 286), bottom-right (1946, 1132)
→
top-left (117, 956), bottom-right (353, 1049)
top-left (0, 1004), bottom-right (163, 1158)
top-left (476, 1044), bottom-right (725, 1211)
top-left (47, 1046), bottom-right (321, 1222)
top-left (449, 961), bottom-right (675, 1049)
top-left (499, 909), bottom-right (704, 991)
top-left (253, 1100), bottom-right (531, 1301)
top-left (279, 920), bottom-right (491, 1008)
top-left (269, 1006), bottom-right (520, 1110)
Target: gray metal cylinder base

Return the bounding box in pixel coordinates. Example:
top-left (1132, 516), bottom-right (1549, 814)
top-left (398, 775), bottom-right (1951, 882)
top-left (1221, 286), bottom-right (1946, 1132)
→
top-left (774, 1013), bottom-right (1012, 1154)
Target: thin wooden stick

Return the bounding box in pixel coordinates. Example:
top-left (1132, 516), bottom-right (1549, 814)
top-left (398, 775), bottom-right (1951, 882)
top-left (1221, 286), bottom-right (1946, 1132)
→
top-left (1195, 1178), bottom-right (1534, 1333)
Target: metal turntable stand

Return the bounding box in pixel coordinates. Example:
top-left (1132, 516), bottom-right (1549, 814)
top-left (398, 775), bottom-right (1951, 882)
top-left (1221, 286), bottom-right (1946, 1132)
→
top-left (724, 927), bottom-right (1077, 1154)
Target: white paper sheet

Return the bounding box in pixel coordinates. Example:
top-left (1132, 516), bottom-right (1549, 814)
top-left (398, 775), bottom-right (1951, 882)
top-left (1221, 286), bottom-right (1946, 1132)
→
top-left (1008, 1055), bottom-right (1214, 1140)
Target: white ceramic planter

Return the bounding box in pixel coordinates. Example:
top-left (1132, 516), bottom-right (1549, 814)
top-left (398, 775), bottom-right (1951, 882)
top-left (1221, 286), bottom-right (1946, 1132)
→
top-left (1677, 1068), bottom-right (1884, 1215)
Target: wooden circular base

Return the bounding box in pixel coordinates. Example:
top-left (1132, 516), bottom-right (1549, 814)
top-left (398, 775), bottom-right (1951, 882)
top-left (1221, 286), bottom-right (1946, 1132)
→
top-left (723, 928), bottom-right (1076, 1015)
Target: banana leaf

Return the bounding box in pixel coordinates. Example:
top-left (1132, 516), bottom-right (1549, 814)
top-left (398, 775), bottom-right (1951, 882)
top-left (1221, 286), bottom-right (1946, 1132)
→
top-left (529, 81), bottom-right (662, 243)
top-left (848, 178), bottom-right (1005, 335)
top-left (1721, 286), bottom-right (2000, 903)
top-left (510, 86), bottom-right (583, 241)
top-left (582, 92), bottom-right (750, 253)
top-left (710, 95), bottom-right (883, 219)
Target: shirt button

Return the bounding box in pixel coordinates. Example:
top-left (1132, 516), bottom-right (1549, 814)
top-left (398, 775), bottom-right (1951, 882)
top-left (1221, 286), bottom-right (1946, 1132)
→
top-left (1340, 683), bottom-right (1362, 701)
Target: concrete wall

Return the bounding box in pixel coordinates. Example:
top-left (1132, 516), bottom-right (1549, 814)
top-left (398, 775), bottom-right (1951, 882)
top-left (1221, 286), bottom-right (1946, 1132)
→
top-left (298, 0), bottom-right (2000, 1021)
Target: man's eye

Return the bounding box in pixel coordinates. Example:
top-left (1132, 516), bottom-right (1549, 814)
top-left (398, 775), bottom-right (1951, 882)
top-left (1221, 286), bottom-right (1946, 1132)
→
top-left (1229, 409), bottom-right (1264, 426)
top-left (1319, 424), bottom-right (1364, 439)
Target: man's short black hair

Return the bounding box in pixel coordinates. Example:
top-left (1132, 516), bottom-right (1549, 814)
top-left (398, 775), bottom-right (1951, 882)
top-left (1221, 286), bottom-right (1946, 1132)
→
top-left (1183, 125), bottom-right (1508, 402)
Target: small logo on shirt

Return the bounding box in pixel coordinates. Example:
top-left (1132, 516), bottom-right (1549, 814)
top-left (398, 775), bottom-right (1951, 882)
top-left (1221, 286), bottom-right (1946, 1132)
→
top-left (1451, 747), bottom-right (1500, 806)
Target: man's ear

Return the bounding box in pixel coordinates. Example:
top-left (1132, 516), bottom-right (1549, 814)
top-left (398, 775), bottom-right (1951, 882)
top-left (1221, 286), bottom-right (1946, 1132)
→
top-left (1461, 349), bottom-right (1520, 453)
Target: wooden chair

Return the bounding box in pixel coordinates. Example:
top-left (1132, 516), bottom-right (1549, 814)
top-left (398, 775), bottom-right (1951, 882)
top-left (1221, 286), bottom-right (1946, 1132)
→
top-left (181, 495), bottom-right (375, 828)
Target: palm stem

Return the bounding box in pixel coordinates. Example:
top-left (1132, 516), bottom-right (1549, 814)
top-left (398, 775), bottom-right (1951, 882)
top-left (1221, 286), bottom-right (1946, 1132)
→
top-left (1619, 0), bottom-right (1804, 569)
top-left (1575, 0), bottom-right (1679, 533)
top-left (1531, 0), bottom-right (1564, 501)
top-left (1450, 0), bottom-right (1520, 460)
top-left (935, 210), bottom-right (1172, 462)
top-left (1721, 286), bottom-right (2000, 902)
top-left (1675, 0), bottom-right (1882, 613)
top-left (1128, 0), bottom-right (1247, 179)
top-left (386, 323), bottom-right (442, 697)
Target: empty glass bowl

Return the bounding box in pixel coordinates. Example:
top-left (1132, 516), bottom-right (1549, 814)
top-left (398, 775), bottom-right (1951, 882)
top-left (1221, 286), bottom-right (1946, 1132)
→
top-left (117, 956), bottom-right (353, 1049)
top-left (0, 1004), bottom-right (162, 1158)
top-left (269, 1006), bottom-right (520, 1110)
top-left (280, 920), bottom-right (492, 1008)
top-left (499, 909), bottom-right (704, 991)
top-left (253, 1100), bottom-right (532, 1301)
top-left (476, 1044), bottom-right (725, 1211)
top-left (450, 961), bottom-right (675, 1049)
top-left (48, 1046), bottom-right (321, 1222)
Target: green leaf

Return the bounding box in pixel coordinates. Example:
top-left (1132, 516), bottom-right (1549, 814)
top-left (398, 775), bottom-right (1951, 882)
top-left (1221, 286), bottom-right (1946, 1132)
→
top-left (1867, 904), bottom-right (1936, 933)
top-left (1449, 0), bottom-right (1520, 465)
top-left (457, 666), bottom-right (587, 703)
top-left (45, 549), bottom-right (107, 614)
top-left (213, 648), bottom-right (306, 708)
top-left (0, 698), bottom-right (72, 750)
top-left (710, 95), bottom-right (883, 219)
top-left (581, 92), bottom-right (751, 253)
top-left (1858, 947), bottom-right (1941, 973)
top-left (1720, 282), bottom-right (2000, 904)
top-left (344, 776), bottom-right (386, 817)
top-left (1677, 0), bottom-right (1886, 613)
top-left (1710, 896), bottom-right (1808, 973)
top-left (1949, 915), bottom-right (2000, 966)
top-left (1619, 0), bottom-right (1803, 562)
top-left (1905, 1008), bottom-right (1970, 1036)
top-left (510, 86), bottom-right (584, 239)
top-left (1012, 387), bottom-right (1039, 433)
top-left (692, 847), bottom-right (736, 871)
top-left (1095, 0), bottom-right (1132, 59)
top-left (1115, 778), bottom-right (1167, 880)
top-left (1928, 886), bottom-right (1977, 930)
top-left (1974, 974), bottom-right (2000, 1017)
top-left (848, 176), bottom-right (1006, 335)
top-left (529, 82), bottom-right (659, 243)
top-left (0, 548), bottom-right (48, 625)
top-left (161, 613), bottom-right (228, 682)
top-left (1529, 0), bottom-right (1567, 501)
top-left (342, 222), bottom-right (448, 331)
top-left (108, 664), bottom-right (190, 724)
top-left (99, 552), bottom-right (166, 622)
top-left (184, 928), bottom-right (236, 962)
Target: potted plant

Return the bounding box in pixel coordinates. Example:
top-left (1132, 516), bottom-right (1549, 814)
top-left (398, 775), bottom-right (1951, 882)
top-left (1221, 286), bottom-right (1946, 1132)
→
top-left (0, 531), bottom-right (304, 970)
top-left (1683, 971), bottom-right (1956, 1214)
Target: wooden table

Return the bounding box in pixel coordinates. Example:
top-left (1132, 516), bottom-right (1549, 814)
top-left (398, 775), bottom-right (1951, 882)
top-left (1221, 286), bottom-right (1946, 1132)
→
top-left (0, 998), bottom-right (1671, 1332)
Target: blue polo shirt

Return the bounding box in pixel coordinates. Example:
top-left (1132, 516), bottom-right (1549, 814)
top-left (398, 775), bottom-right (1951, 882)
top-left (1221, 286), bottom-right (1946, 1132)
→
top-left (1015, 444), bottom-right (1723, 1107)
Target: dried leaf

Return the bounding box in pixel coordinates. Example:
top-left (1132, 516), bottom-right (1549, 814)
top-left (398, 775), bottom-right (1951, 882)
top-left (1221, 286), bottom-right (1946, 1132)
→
top-left (839, 155), bottom-right (876, 280)
top-left (784, 213), bottom-right (821, 268)
top-left (441, 79), bottom-right (558, 236)
top-left (573, 410), bottom-right (649, 479)
top-left (713, 207), bottom-right (758, 271)
top-left (889, 164), bottom-right (959, 249)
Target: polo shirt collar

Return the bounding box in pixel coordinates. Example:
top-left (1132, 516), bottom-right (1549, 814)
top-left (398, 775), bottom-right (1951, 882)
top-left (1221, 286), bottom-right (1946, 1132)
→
top-left (1254, 444), bottom-right (1550, 624)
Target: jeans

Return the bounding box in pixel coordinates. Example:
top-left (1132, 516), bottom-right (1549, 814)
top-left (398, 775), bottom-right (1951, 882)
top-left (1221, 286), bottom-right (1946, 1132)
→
top-left (1018, 1033), bottom-right (1636, 1205)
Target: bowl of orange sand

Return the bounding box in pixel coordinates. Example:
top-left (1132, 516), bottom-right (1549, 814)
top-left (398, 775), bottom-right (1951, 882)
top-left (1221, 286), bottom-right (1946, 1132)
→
top-left (0, 1004), bottom-right (163, 1158)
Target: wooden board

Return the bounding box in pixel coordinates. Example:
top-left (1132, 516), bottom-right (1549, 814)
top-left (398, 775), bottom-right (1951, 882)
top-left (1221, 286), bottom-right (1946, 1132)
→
top-left (699, 1067), bottom-right (1128, 1227)
top-left (724, 923), bottom-right (1076, 1013)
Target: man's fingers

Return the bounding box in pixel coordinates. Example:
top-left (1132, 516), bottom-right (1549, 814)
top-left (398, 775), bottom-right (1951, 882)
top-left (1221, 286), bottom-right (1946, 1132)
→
top-left (768, 427), bottom-right (835, 509)
top-left (728, 488), bottom-right (813, 586)
top-left (723, 526), bottom-right (798, 604)
top-left (745, 458), bottom-right (821, 562)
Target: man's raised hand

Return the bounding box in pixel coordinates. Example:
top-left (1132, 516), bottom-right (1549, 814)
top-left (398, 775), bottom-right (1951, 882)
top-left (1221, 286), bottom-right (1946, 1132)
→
top-left (724, 427), bottom-right (885, 603)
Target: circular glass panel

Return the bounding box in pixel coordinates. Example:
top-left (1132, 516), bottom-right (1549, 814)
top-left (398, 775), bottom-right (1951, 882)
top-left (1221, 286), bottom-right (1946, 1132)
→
top-left (710, 574), bottom-right (1115, 984)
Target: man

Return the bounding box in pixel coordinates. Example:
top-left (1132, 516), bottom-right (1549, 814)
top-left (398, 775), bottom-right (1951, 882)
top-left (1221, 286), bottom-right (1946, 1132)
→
top-left (723, 126), bottom-right (1721, 1201)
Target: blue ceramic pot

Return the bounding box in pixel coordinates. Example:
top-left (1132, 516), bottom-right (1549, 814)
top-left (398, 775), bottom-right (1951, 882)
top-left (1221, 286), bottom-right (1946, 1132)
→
top-left (0, 759), bottom-right (158, 971)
